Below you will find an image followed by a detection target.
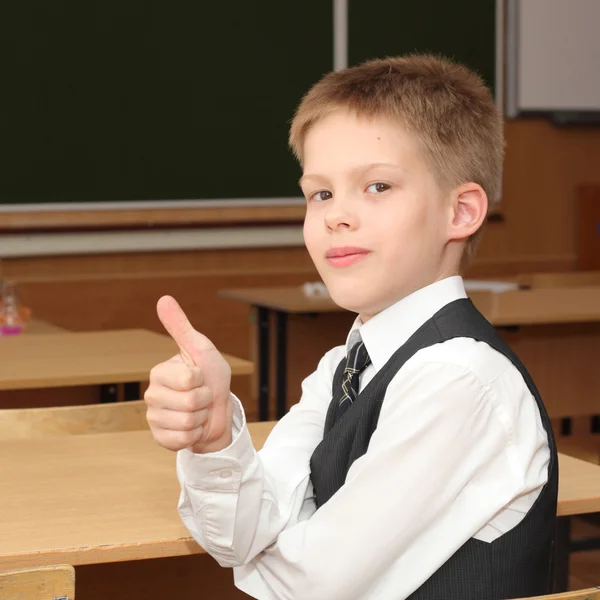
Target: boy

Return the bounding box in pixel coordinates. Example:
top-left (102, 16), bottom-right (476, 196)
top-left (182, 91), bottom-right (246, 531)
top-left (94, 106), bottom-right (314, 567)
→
top-left (144, 54), bottom-right (557, 599)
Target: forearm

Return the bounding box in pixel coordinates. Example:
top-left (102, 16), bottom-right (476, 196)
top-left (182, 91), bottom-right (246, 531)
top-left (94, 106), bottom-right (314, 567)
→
top-left (177, 397), bottom-right (318, 566)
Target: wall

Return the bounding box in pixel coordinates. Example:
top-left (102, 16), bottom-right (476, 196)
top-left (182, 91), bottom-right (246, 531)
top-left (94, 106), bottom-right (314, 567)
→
top-left (2, 118), bottom-right (600, 418)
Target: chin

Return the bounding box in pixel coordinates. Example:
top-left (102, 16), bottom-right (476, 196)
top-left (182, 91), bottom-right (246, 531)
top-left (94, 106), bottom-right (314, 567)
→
top-left (325, 282), bottom-right (374, 315)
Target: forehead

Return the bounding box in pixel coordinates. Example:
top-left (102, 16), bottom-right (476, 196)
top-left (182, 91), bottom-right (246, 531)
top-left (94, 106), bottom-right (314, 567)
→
top-left (302, 109), bottom-right (425, 174)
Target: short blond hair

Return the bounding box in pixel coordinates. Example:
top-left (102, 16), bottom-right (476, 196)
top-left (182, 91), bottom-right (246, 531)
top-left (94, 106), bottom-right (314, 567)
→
top-left (289, 54), bottom-right (504, 263)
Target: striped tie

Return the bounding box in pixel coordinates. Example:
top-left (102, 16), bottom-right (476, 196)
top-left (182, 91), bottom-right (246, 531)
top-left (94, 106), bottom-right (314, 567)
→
top-left (336, 339), bottom-right (371, 419)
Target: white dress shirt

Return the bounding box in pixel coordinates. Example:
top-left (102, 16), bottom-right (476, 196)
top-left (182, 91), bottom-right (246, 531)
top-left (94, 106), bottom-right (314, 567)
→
top-left (176, 276), bottom-right (550, 600)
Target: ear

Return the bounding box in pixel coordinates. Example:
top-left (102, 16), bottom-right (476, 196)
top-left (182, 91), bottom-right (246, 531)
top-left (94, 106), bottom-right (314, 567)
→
top-left (446, 182), bottom-right (488, 242)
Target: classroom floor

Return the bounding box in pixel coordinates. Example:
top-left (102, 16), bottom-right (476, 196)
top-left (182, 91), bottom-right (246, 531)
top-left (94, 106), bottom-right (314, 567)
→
top-left (570, 517), bottom-right (600, 588)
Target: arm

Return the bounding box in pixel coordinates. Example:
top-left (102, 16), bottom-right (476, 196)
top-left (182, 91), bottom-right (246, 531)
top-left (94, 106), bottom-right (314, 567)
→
top-left (176, 347), bottom-right (340, 566)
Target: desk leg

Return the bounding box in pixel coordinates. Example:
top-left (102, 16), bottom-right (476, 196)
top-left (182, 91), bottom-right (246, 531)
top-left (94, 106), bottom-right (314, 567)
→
top-left (257, 306), bottom-right (270, 422)
top-left (554, 516), bottom-right (570, 592)
top-left (100, 384), bottom-right (118, 403)
top-left (124, 382), bottom-right (141, 401)
top-left (275, 310), bottom-right (288, 420)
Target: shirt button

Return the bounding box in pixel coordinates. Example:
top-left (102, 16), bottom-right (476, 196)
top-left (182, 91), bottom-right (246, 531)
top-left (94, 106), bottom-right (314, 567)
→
top-left (219, 469), bottom-right (233, 479)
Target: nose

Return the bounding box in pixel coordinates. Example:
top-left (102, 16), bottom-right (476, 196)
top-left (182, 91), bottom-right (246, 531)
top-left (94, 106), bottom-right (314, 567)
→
top-left (324, 196), bottom-right (359, 232)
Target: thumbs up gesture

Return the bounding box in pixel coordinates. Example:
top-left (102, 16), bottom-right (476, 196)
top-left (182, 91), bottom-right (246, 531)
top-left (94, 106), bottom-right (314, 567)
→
top-left (144, 296), bottom-right (233, 453)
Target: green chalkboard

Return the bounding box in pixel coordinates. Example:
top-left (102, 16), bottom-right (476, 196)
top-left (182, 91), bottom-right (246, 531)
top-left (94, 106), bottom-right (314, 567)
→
top-left (0, 1), bottom-right (495, 206)
top-left (0, 1), bottom-right (332, 205)
top-left (349, 0), bottom-right (496, 93)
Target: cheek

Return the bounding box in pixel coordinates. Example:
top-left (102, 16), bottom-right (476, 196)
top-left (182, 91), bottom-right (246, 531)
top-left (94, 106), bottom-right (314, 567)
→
top-left (303, 216), bottom-right (321, 258)
top-left (374, 204), bottom-right (429, 258)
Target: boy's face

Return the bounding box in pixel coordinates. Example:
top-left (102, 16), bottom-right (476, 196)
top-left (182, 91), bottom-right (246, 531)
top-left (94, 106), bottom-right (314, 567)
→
top-left (300, 109), bottom-right (454, 320)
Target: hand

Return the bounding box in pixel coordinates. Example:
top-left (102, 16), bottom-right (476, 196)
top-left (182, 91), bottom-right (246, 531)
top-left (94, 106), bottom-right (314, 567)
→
top-left (144, 295), bottom-right (233, 453)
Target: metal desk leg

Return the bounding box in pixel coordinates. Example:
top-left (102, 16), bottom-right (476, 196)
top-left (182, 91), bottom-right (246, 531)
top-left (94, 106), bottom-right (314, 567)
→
top-left (275, 310), bottom-right (288, 420)
top-left (124, 382), bottom-right (141, 401)
top-left (554, 516), bottom-right (571, 592)
top-left (100, 384), bottom-right (118, 403)
top-left (257, 306), bottom-right (270, 422)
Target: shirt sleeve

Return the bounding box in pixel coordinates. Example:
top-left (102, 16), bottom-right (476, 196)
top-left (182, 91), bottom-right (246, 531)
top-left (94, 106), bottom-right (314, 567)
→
top-left (176, 346), bottom-right (341, 567)
top-left (235, 361), bottom-right (528, 600)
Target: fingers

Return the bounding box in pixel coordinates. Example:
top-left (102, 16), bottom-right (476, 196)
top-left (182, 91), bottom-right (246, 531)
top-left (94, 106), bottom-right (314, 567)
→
top-left (146, 405), bottom-right (209, 432)
top-left (145, 383), bottom-right (213, 412)
top-left (144, 382), bottom-right (213, 452)
top-left (149, 356), bottom-right (204, 392)
top-left (149, 425), bottom-right (205, 452)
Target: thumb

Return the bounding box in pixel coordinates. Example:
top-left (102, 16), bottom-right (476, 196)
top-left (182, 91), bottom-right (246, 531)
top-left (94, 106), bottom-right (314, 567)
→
top-left (156, 295), bottom-right (212, 367)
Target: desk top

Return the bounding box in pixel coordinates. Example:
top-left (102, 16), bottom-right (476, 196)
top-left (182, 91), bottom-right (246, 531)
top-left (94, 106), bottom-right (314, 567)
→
top-left (0, 422), bottom-right (597, 569)
top-left (220, 286), bottom-right (343, 314)
top-left (25, 319), bottom-right (68, 335)
top-left (0, 329), bottom-right (253, 391)
top-left (220, 285), bottom-right (600, 326)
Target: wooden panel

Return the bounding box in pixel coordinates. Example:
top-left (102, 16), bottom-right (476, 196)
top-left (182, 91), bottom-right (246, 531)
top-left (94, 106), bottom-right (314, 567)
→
top-left (491, 287), bottom-right (600, 326)
top-left (76, 556), bottom-right (248, 600)
top-left (517, 270), bottom-right (600, 289)
top-left (578, 186), bottom-right (600, 270)
top-left (0, 247), bottom-right (316, 279)
top-left (0, 564), bottom-right (75, 600)
top-left (0, 400), bottom-right (148, 439)
top-left (0, 386), bottom-right (100, 410)
top-left (474, 119), bottom-right (600, 271)
top-left (517, 587), bottom-right (600, 600)
top-left (0, 204), bottom-right (305, 232)
top-left (499, 324), bottom-right (600, 419)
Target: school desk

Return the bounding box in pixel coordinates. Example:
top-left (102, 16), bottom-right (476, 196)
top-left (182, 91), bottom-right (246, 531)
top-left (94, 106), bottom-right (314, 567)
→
top-left (220, 285), bottom-right (600, 420)
top-left (25, 318), bottom-right (68, 335)
top-left (0, 422), bottom-right (597, 594)
top-left (0, 329), bottom-right (254, 402)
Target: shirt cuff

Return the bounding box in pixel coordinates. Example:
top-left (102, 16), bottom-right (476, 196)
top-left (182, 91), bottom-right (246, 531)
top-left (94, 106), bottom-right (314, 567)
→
top-left (176, 394), bottom-right (256, 490)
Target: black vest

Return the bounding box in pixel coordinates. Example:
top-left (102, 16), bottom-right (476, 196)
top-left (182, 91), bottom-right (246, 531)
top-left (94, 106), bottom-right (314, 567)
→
top-left (310, 299), bottom-right (558, 599)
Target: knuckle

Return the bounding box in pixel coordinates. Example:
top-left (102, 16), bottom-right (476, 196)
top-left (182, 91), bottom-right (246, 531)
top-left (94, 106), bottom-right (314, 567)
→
top-left (181, 391), bottom-right (198, 412)
top-left (179, 369), bottom-right (195, 390)
top-left (180, 412), bottom-right (197, 431)
top-left (178, 430), bottom-right (197, 448)
top-left (145, 408), bottom-right (159, 427)
top-left (148, 364), bottom-right (161, 383)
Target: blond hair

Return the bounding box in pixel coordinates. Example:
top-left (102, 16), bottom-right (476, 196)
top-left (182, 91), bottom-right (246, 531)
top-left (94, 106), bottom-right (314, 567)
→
top-left (289, 54), bottom-right (504, 263)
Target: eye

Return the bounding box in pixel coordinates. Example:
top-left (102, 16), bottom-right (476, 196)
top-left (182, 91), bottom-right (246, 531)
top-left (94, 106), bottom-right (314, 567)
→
top-left (310, 190), bottom-right (333, 202)
top-left (366, 182), bottom-right (391, 194)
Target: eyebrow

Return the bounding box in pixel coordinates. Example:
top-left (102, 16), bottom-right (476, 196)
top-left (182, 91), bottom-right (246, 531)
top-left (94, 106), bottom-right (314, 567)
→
top-left (298, 162), bottom-right (405, 187)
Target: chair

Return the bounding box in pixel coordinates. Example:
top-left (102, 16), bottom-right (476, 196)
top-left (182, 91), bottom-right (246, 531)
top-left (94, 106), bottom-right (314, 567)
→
top-left (0, 400), bottom-right (148, 439)
top-left (514, 588), bottom-right (600, 599)
top-left (0, 564), bottom-right (75, 599)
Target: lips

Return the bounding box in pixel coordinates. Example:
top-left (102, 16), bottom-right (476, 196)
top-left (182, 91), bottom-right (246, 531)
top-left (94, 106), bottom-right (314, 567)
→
top-left (325, 246), bottom-right (370, 268)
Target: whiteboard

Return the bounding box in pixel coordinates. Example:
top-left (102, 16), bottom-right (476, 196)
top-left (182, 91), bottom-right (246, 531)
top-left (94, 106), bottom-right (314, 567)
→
top-left (506, 0), bottom-right (600, 118)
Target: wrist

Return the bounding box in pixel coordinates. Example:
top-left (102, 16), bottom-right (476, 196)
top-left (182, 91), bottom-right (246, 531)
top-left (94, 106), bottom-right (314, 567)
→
top-left (191, 392), bottom-right (234, 454)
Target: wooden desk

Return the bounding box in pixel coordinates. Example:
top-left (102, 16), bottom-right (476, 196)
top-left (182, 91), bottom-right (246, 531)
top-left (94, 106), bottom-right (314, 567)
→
top-left (25, 319), bottom-right (68, 335)
top-left (0, 329), bottom-right (253, 401)
top-left (0, 422), bottom-right (597, 594)
top-left (220, 287), bottom-right (347, 420)
top-left (220, 285), bottom-right (600, 421)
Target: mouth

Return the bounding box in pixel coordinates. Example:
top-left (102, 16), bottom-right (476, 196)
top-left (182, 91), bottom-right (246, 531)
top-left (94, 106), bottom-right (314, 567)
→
top-left (325, 246), bottom-right (371, 268)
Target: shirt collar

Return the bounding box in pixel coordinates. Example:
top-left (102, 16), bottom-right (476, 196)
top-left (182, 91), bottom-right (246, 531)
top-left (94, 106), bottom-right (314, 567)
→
top-left (346, 276), bottom-right (467, 371)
